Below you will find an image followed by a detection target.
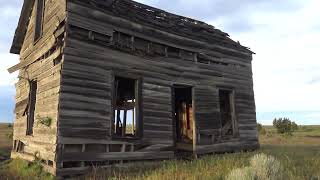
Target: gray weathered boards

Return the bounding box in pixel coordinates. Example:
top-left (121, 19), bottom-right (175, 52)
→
top-left (9, 0), bottom-right (259, 176)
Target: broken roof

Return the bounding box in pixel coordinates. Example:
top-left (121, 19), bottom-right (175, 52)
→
top-left (10, 0), bottom-right (253, 55)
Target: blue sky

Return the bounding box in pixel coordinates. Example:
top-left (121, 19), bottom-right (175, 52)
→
top-left (0, 0), bottom-right (319, 125)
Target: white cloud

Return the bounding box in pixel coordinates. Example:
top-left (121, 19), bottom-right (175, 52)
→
top-left (212, 0), bottom-right (320, 113)
top-left (0, 0), bottom-right (319, 124)
top-left (137, 0), bottom-right (320, 121)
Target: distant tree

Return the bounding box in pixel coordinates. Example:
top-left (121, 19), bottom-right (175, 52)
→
top-left (273, 118), bottom-right (298, 135)
top-left (292, 122), bottom-right (299, 131)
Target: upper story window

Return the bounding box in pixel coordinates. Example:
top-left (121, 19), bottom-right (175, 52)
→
top-left (34, 0), bottom-right (45, 43)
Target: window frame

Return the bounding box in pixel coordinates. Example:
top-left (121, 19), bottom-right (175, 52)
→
top-left (111, 72), bottom-right (143, 140)
top-left (26, 80), bottom-right (38, 136)
top-left (34, 0), bottom-right (45, 43)
top-left (218, 88), bottom-right (238, 138)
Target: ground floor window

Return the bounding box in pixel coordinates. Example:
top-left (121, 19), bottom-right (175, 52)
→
top-left (219, 89), bottom-right (237, 137)
top-left (112, 76), bottom-right (139, 138)
top-left (27, 80), bottom-right (37, 135)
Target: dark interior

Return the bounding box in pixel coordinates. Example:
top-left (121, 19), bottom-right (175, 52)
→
top-left (174, 86), bottom-right (193, 143)
top-left (219, 89), bottom-right (234, 136)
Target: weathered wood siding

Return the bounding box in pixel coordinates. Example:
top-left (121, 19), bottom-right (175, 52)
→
top-left (12, 0), bottom-right (66, 171)
top-left (10, 0), bottom-right (259, 176)
top-left (19, 0), bottom-right (66, 60)
top-left (57, 0), bottom-right (258, 153)
top-left (58, 56), bottom-right (112, 139)
top-left (143, 83), bottom-right (173, 145)
top-left (194, 86), bottom-right (221, 131)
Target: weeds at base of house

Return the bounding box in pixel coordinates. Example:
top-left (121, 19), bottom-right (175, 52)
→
top-left (0, 159), bottom-right (54, 180)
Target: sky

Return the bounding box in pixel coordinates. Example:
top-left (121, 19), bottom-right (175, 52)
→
top-left (0, 0), bottom-right (319, 125)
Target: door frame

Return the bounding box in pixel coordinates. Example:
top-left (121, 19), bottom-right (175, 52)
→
top-left (172, 84), bottom-right (196, 149)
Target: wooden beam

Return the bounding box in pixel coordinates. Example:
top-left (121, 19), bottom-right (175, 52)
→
top-left (60, 151), bottom-right (174, 161)
top-left (8, 42), bottom-right (60, 74)
top-left (132, 109), bottom-right (135, 134)
top-left (122, 110), bottom-right (127, 137)
top-left (58, 137), bottom-right (135, 145)
top-left (192, 87), bottom-right (197, 158)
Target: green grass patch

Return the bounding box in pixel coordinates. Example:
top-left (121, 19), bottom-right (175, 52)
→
top-left (0, 123), bottom-right (13, 159)
top-left (0, 123), bottom-right (319, 179)
top-left (0, 159), bottom-right (54, 180)
top-left (0, 149), bottom-right (9, 158)
top-left (85, 145), bottom-right (320, 180)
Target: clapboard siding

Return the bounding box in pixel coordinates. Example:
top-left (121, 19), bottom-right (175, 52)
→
top-left (194, 86), bottom-right (221, 131)
top-left (61, 0), bottom-right (258, 146)
top-left (143, 83), bottom-right (173, 143)
top-left (58, 62), bottom-right (112, 138)
top-left (10, 0), bottom-right (66, 171)
top-left (11, 0), bottom-right (258, 175)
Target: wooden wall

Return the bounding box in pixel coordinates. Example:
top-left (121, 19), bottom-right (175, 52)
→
top-left (10, 0), bottom-right (259, 175)
top-left (12, 0), bottom-right (66, 172)
top-left (58, 0), bottom-right (258, 154)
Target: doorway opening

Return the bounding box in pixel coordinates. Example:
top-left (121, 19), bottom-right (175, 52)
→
top-left (113, 76), bottom-right (138, 138)
top-left (174, 86), bottom-right (193, 143)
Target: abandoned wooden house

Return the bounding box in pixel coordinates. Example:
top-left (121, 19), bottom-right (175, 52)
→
top-left (8, 0), bottom-right (259, 176)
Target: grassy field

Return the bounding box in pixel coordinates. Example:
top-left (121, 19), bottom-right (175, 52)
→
top-left (0, 123), bottom-right (13, 158)
top-left (0, 124), bottom-right (319, 180)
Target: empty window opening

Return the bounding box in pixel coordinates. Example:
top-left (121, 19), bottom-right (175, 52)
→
top-left (89, 31), bottom-right (112, 45)
top-left (34, 0), bottom-right (45, 42)
top-left (167, 47), bottom-right (180, 58)
top-left (113, 32), bottom-right (133, 50)
top-left (197, 57), bottom-right (210, 64)
top-left (134, 37), bottom-right (150, 53)
top-left (63, 144), bottom-right (83, 153)
top-left (219, 89), bottom-right (236, 137)
top-left (14, 140), bottom-right (25, 152)
top-left (150, 43), bottom-right (166, 56)
top-left (174, 86), bottom-right (193, 143)
top-left (63, 161), bottom-right (82, 169)
top-left (85, 144), bottom-right (107, 153)
top-left (48, 160), bottom-right (54, 167)
top-left (180, 50), bottom-right (194, 61)
top-left (113, 77), bottom-right (138, 138)
top-left (27, 81), bottom-right (37, 135)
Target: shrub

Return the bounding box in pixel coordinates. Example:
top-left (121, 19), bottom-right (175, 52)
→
top-left (250, 153), bottom-right (281, 180)
top-left (292, 122), bottom-right (298, 131)
top-left (273, 118), bottom-right (298, 135)
top-left (37, 116), bottom-right (52, 127)
top-left (7, 124), bottom-right (13, 128)
top-left (227, 153), bottom-right (281, 180)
